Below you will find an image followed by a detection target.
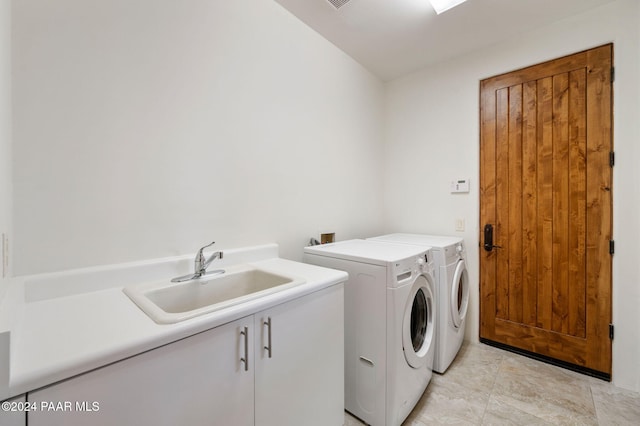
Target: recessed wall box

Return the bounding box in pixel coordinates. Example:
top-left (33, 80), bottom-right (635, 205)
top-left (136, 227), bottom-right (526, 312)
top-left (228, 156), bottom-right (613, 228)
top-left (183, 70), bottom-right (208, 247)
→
top-left (320, 233), bottom-right (335, 244)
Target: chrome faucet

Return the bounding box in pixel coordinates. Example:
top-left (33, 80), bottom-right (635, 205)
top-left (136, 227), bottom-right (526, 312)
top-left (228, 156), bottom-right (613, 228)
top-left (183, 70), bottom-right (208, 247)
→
top-left (171, 241), bottom-right (225, 283)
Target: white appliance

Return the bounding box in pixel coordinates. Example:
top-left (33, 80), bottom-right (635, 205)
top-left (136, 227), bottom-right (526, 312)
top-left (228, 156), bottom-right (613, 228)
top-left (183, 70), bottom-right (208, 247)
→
top-left (368, 234), bottom-right (469, 374)
top-left (303, 239), bottom-right (436, 426)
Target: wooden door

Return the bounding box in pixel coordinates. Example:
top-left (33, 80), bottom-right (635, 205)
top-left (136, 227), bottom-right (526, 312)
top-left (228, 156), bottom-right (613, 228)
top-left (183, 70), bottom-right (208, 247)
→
top-left (479, 44), bottom-right (613, 378)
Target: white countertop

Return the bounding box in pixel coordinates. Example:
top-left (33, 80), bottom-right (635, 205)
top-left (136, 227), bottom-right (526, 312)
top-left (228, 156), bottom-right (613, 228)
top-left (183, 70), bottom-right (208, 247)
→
top-left (0, 244), bottom-right (347, 400)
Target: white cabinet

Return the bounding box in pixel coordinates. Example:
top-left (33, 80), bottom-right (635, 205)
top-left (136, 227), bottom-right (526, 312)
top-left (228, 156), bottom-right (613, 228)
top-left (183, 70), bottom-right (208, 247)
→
top-left (29, 316), bottom-right (255, 426)
top-left (0, 395), bottom-right (27, 426)
top-left (28, 284), bottom-right (344, 426)
top-left (255, 284), bottom-right (344, 426)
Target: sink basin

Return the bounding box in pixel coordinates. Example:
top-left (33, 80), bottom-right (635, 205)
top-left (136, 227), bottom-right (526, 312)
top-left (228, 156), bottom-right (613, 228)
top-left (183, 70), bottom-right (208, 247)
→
top-left (124, 264), bottom-right (305, 324)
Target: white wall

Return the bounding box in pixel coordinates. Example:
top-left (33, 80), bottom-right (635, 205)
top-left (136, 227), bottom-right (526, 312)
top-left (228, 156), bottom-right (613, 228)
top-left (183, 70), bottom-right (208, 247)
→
top-left (0, 0), bottom-right (11, 298)
top-left (12, 0), bottom-right (385, 275)
top-left (383, 0), bottom-right (640, 392)
top-left (11, 0), bottom-right (639, 393)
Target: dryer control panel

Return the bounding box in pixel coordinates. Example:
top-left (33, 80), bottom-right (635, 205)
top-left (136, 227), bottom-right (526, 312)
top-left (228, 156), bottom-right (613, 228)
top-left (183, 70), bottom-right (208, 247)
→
top-left (390, 251), bottom-right (434, 289)
top-left (443, 241), bottom-right (466, 263)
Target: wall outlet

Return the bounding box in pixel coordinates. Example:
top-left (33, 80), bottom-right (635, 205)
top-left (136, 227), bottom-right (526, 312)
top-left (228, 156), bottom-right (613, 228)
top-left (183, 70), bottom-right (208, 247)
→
top-left (455, 218), bottom-right (465, 232)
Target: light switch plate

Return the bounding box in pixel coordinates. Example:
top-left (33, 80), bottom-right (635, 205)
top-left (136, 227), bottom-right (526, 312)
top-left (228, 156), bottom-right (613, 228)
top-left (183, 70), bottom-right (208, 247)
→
top-left (455, 218), bottom-right (465, 232)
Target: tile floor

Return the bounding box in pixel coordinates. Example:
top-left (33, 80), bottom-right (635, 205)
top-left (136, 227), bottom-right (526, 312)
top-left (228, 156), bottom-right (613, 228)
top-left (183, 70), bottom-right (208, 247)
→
top-left (344, 342), bottom-right (640, 425)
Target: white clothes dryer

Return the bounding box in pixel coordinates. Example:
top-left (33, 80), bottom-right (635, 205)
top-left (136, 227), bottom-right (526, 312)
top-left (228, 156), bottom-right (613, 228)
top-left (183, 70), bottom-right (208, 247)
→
top-left (368, 234), bottom-right (469, 374)
top-left (304, 239), bottom-right (436, 426)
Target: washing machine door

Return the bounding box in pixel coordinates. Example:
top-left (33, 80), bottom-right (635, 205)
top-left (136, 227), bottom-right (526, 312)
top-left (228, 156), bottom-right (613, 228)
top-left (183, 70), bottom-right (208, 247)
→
top-left (450, 259), bottom-right (469, 328)
top-left (403, 274), bottom-right (435, 369)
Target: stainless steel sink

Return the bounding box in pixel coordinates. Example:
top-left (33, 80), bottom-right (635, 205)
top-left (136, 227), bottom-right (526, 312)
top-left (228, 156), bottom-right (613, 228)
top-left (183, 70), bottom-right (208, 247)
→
top-left (124, 264), bottom-right (305, 324)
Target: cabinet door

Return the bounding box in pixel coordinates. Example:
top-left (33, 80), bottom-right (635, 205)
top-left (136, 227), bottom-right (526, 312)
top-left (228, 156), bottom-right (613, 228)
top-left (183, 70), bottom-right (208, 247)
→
top-left (29, 317), bottom-right (254, 426)
top-left (254, 284), bottom-right (344, 426)
top-left (0, 395), bottom-right (27, 426)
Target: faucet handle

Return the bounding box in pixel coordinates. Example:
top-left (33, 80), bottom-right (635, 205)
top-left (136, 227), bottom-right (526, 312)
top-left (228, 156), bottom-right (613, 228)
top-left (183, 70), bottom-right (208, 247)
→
top-left (195, 241), bottom-right (216, 271)
top-left (197, 241), bottom-right (216, 255)
top-left (196, 241), bottom-right (216, 258)
top-left (196, 241), bottom-right (216, 268)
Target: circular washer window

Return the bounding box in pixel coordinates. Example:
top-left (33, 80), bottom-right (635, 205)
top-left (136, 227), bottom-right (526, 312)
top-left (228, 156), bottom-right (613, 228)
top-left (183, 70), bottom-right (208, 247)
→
top-left (450, 260), bottom-right (469, 329)
top-left (403, 275), bottom-right (435, 369)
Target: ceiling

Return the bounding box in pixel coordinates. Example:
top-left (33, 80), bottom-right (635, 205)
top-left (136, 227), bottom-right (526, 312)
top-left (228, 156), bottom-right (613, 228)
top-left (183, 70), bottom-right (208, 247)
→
top-left (273, 0), bottom-right (617, 81)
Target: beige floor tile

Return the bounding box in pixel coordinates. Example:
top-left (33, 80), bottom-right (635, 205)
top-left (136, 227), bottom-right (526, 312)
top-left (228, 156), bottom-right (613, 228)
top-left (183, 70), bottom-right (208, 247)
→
top-left (411, 380), bottom-right (489, 425)
top-left (401, 415), bottom-right (430, 426)
top-left (492, 357), bottom-right (598, 424)
top-left (591, 381), bottom-right (640, 425)
top-left (341, 342), bottom-right (640, 426)
top-left (344, 411), bottom-right (365, 425)
top-left (432, 343), bottom-right (503, 395)
top-left (481, 395), bottom-right (551, 426)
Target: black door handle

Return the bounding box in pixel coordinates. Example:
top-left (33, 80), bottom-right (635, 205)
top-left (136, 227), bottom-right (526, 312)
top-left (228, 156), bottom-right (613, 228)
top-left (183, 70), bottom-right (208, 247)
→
top-left (484, 224), bottom-right (502, 252)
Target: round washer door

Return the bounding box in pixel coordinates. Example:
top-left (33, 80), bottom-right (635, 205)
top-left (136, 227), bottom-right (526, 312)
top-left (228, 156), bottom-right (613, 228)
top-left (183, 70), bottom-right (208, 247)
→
top-left (450, 259), bottom-right (469, 329)
top-left (403, 274), bottom-right (435, 369)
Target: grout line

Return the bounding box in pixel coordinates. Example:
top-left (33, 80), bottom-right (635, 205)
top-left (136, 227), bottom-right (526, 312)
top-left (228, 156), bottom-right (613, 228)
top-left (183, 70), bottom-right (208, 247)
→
top-left (589, 383), bottom-right (602, 426)
top-left (478, 349), bottom-right (505, 425)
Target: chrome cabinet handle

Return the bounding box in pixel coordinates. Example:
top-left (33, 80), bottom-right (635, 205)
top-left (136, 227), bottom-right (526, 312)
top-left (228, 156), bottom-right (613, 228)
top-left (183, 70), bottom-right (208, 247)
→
top-left (263, 317), bottom-right (272, 358)
top-left (240, 326), bottom-right (249, 371)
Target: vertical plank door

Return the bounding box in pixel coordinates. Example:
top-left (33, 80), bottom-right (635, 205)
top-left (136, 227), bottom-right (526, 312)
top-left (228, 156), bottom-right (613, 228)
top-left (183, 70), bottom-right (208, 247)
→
top-left (479, 44), bottom-right (612, 378)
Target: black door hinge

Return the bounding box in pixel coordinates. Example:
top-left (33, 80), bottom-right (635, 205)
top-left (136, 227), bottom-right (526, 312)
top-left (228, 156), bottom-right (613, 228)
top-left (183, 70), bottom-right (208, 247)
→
top-left (609, 324), bottom-right (614, 340)
top-left (610, 152), bottom-right (615, 167)
top-left (611, 67), bottom-right (615, 82)
top-left (609, 240), bottom-right (615, 255)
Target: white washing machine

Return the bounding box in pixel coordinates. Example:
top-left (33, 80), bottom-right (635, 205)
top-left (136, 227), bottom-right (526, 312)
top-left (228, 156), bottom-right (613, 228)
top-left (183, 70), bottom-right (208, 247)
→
top-left (303, 239), bottom-right (436, 426)
top-left (368, 234), bottom-right (469, 374)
